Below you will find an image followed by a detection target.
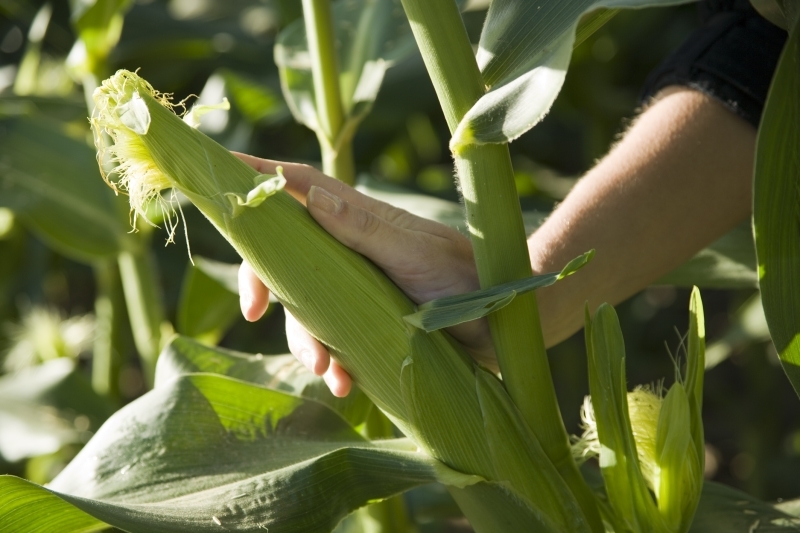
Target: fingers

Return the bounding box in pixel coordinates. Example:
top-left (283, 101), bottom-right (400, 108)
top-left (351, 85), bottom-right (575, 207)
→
top-left (238, 261), bottom-right (269, 321)
top-left (285, 311), bottom-right (352, 397)
top-left (232, 153), bottom-right (440, 233)
top-left (306, 185), bottom-right (421, 272)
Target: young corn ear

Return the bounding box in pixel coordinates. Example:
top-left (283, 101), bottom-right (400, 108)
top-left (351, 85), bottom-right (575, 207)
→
top-left (578, 289), bottom-right (706, 533)
top-left (91, 69), bottom-right (596, 532)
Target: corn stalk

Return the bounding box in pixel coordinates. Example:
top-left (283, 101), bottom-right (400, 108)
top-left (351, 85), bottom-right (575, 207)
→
top-left (397, 1), bottom-right (602, 529)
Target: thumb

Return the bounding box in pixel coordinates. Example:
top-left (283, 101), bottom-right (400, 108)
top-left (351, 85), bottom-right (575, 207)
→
top-left (306, 185), bottom-right (419, 272)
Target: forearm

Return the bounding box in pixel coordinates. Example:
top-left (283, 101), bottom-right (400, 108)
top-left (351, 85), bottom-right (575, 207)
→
top-left (531, 87), bottom-right (756, 347)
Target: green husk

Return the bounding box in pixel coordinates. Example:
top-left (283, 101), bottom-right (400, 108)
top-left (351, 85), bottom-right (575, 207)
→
top-left (90, 69), bottom-right (590, 530)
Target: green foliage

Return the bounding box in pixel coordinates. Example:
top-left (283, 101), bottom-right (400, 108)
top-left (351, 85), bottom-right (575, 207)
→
top-left (0, 114), bottom-right (130, 262)
top-left (753, 16), bottom-right (800, 397)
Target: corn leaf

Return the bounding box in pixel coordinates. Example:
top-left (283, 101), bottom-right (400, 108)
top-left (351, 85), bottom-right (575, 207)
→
top-left (0, 372), bottom-right (479, 533)
top-left (403, 251), bottom-right (593, 332)
top-left (586, 304), bottom-right (665, 531)
top-left (685, 287), bottom-right (705, 455)
top-left (0, 115), bottom-right (131, 262)
top-left (176, 256), bottom-right (241, 344)
top-left (654, 383), bottom-right (693, 530)
top-left (691, 481), bottom-right (800, 532)
top-left (155, 335), bottom-right (374, 428)
top-left (0, 359), bottom-right (114, 463)
top-left (451, 0), bottom-right (695, 148)
top-left (474, 368), bottom-right (592, 532)
top-left (753, 17), bottom-right (800, 397)
top-left (274, 0), bottom-right (415, 142)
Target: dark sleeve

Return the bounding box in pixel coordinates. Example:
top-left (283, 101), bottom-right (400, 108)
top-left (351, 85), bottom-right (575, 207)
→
top-left (639, 0), bottom-right (787, 128)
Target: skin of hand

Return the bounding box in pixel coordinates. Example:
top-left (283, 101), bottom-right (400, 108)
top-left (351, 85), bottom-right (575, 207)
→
top-left (238, 85), bottom-right (756, 396)
top-left (234, 153), bottom-right (492, 397)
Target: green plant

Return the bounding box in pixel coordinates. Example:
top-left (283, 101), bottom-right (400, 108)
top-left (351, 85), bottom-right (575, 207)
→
top-left (0, 0), bottom-right (798, 532)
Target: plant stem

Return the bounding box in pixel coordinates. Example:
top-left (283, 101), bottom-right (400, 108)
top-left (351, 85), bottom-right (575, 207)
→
top-left (92, 260), bottom-right (125, 402)
top-left (302, 0), bottom-right (355, 184)
top-left (117, 248), bottom-right (164, 387)
top-left (398, 1), bottom-right (602, 530)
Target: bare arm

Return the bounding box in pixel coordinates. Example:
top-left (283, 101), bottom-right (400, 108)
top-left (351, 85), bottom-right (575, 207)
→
top-left (532, 87), bottom-right (755, 346)
top-left (238, 86), bottom-right (757, 394)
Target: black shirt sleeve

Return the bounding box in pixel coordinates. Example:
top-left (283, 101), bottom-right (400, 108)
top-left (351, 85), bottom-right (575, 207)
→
top-left (639, 0), bottom-right (787, 128)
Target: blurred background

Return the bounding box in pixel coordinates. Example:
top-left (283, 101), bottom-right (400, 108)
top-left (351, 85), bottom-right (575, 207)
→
top-left (0, 0), bottom-right (797, 525)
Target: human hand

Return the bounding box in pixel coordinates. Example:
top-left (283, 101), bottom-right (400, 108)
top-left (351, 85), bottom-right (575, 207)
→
top-left (234, 153), bottom-right (495, 396)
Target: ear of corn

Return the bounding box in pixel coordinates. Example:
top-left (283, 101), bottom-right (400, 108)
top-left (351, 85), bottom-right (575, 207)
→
top-left (579, 290), bottom-right (706, 533)
top-left (90, 69), bottom-right (594, 530)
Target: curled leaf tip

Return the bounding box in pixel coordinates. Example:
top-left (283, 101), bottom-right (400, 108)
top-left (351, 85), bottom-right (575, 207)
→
top-left (225, 169), bottom-right (287, 217)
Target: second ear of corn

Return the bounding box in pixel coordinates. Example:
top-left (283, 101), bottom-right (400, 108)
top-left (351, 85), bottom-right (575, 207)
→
top-left (576, 287), bottom-right (706, 533)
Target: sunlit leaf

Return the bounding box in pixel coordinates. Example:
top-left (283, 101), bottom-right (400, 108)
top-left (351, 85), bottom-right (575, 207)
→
top-left (403, 251), bottom-right (593, 332)
top-left (753, 18), bottom-right (800, 396)
top-left (0, 373), bottom-right (478, 533)
top-left (154, 335), bottom-right (374, 428)
top-left (585, 304), bottom-right (663, 529)
top-left (451, 0), bottom-right (695, 149)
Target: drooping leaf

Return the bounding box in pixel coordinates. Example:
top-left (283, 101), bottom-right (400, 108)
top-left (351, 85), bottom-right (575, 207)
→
top-left (274, 0), bottom-right (416, 143)
top-left (154, 335), bottom-right (374, 428)
top-left (0, 373), bottom-right (477, 533)
top-left (176, 256), bottom-right (241, 345)
top-left (403, 251), bottom-right (593, 332)
top-left (0, 115), bottom-right (131, 262)
top-left (0, 359), bottom-right (115, 463)
top-left (753, 17), bottom-right (800, 396)
top-left (451, 0), bottom-right (696, 149)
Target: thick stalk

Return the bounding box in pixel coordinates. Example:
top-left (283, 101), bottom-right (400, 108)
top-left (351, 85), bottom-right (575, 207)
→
top-left (91, 260), bottom-right (125, 401)
top-left (118, 248), bottom-right (164, 387)
top-left (302, 0), bottom-right (355, 184)
top-left (398, 1), bottom-right (602, 530)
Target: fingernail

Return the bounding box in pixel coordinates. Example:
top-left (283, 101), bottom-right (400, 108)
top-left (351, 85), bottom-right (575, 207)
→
top-left (308, 186), bottom-right (343, 215)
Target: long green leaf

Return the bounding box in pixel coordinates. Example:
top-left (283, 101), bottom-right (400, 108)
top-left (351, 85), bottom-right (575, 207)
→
top-left (0, 115), bottom-right (130, 262)
top-left (155, 335), bottom-right (374, 428)
top-left (0, 373), bottom-right (478, 533)
top-left (753, 17), bottom-right (800, 396)
top-left (403, 250), bottom-right (593, 332)
top-left (451, 0), bottom-right (695, 149)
